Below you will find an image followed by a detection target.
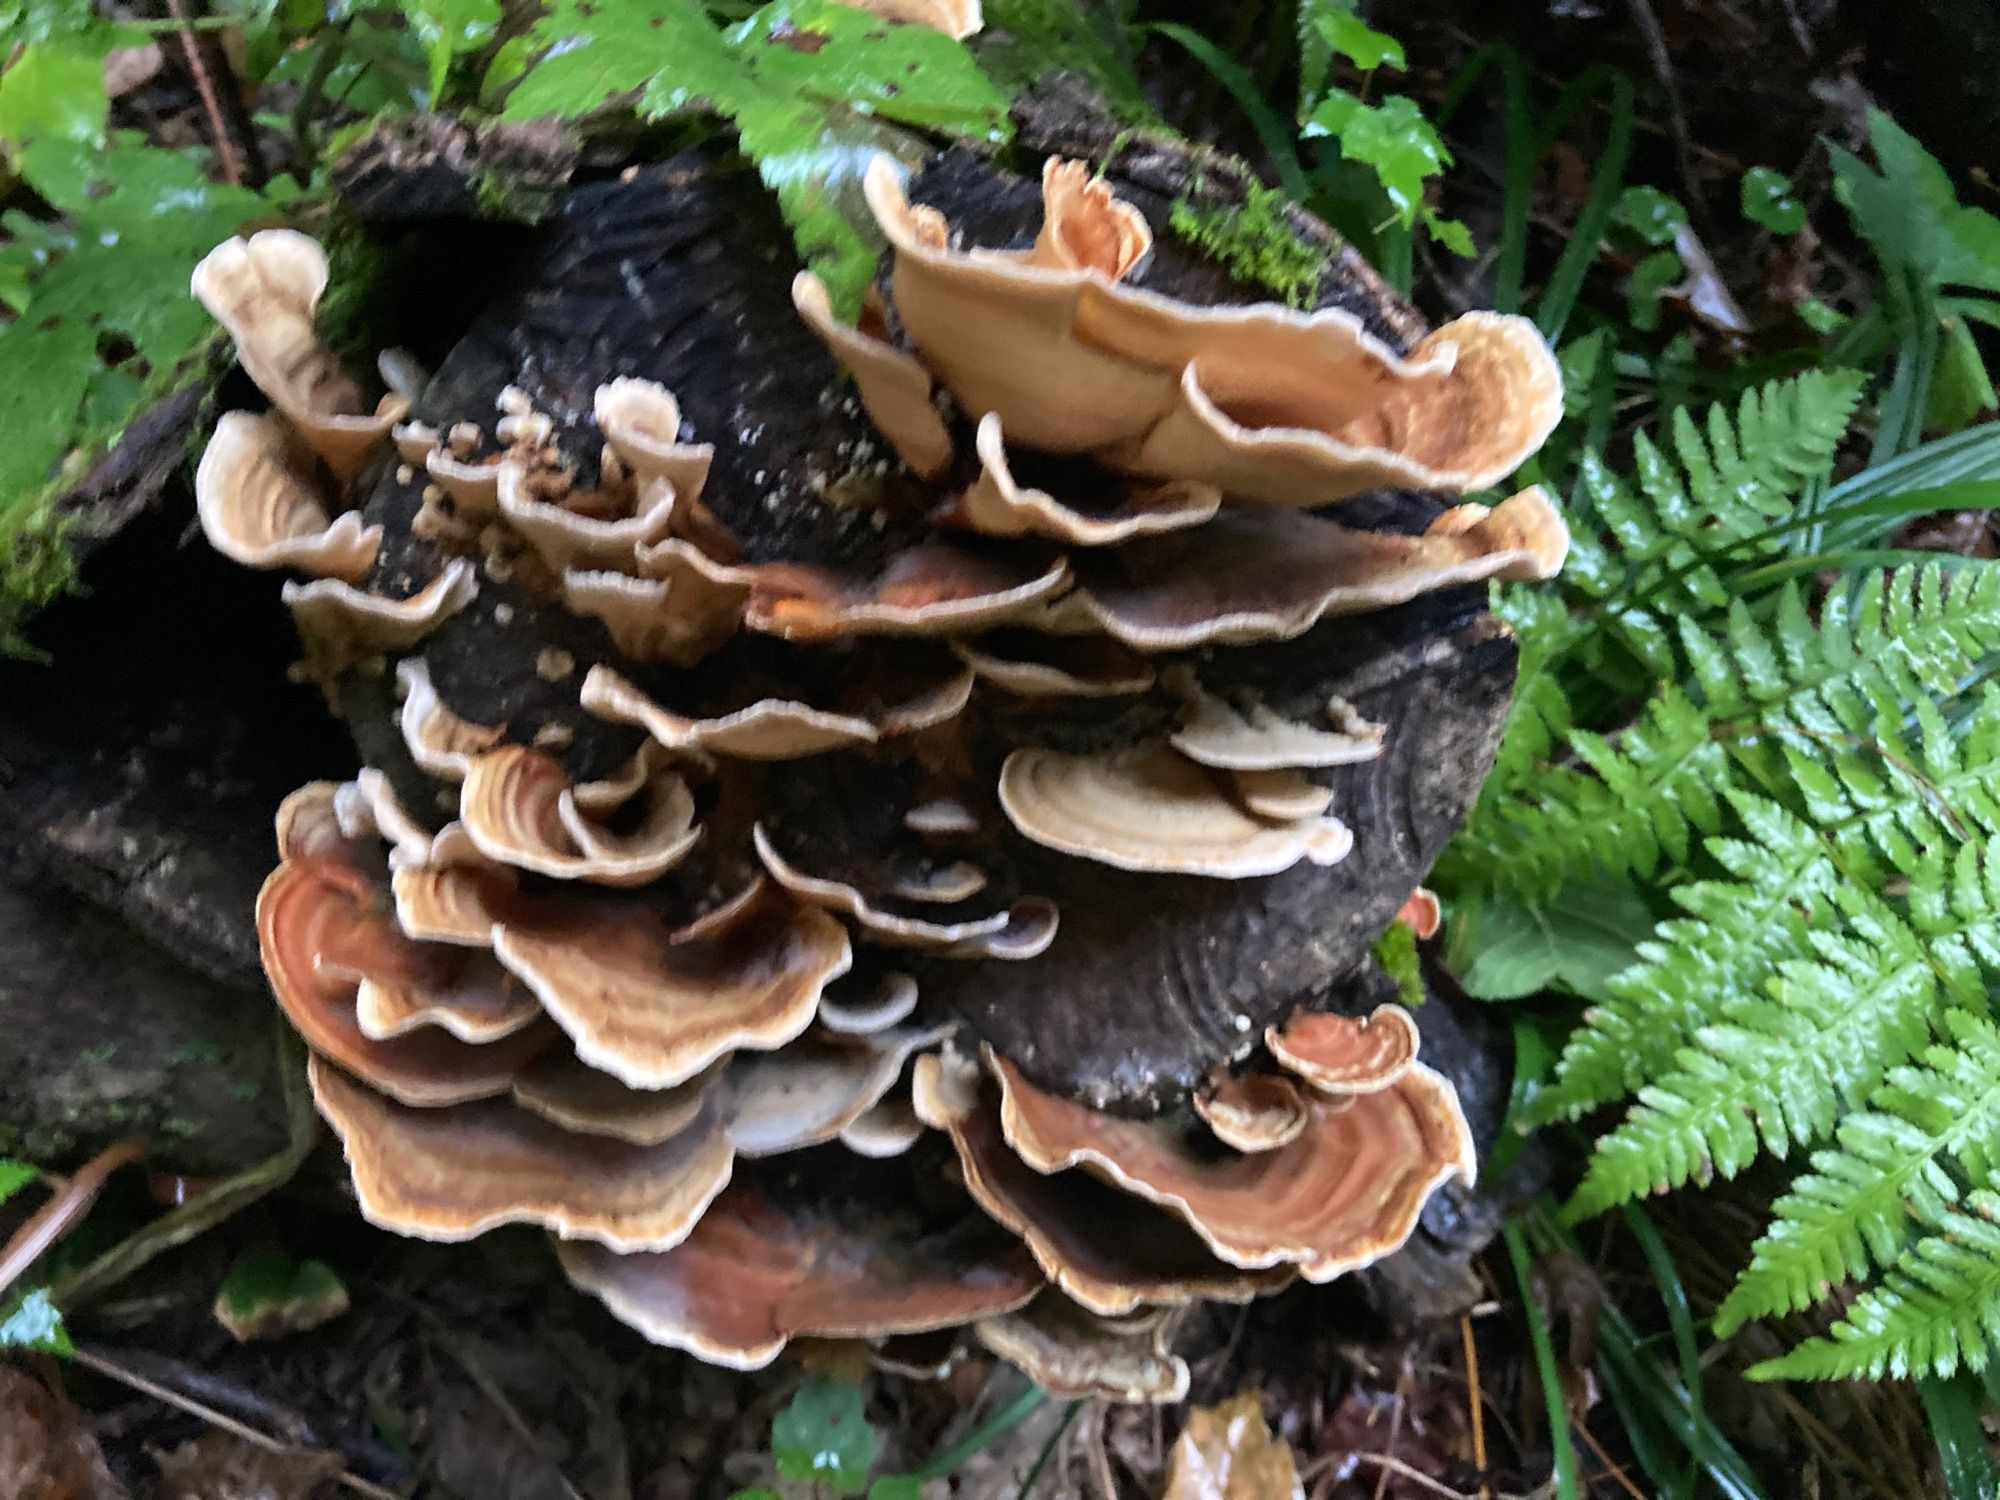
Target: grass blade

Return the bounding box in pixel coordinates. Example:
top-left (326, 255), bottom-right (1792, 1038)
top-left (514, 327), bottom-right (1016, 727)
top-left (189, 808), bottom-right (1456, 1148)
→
top-left (1533, 68), bottom-right (1635, 343)
top-left (1920, 1371), bottom-right (2000, 1500)
top-left (1142, 23), bottom-right (1312, 203)
top-left (1502, 1221), bottom-right (1580, 1500)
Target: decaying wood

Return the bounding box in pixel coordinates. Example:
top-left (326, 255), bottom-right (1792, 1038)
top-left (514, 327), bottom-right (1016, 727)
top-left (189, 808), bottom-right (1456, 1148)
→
top-left (0, 96), bottom-right (1528, 1319)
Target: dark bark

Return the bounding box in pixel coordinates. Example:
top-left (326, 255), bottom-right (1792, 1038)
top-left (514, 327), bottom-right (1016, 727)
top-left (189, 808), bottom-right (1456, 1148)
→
top-left (0, 98), bottom-right (1521, 1316)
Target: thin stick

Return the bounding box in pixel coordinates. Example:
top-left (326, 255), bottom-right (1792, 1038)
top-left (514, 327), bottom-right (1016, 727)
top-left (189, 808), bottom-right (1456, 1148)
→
top-left (1352, 1451), bottom-right (1477, 1500)
top-left (1460, 1315), bottom-right (1489, 1499)
top-left (1372, 1365), bottom-right (1409, 1500)
top-left (0, 1142), bottom-right (146, 1298)
top-left (70, 1346), bottom-right (397, 1500)
top-left (1571, 1417), bottom-right (1647, 1500)
top-left (164, 0), bottom-right (242, 184)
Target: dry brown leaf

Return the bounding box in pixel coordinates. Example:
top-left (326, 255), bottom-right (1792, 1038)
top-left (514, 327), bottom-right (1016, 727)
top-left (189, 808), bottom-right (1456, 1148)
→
top-left (1160, 1393), bottom-right (1303, 1500)
top-left (0, 1365), bottom-right (128, 1500)
top-left (151, 1433), bottom-right (344, 1500)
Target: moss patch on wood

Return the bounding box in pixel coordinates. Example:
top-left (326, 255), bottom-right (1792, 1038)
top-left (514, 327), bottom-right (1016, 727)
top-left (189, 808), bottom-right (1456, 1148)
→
top-left (1167, 179), bottom-right (1322, 309)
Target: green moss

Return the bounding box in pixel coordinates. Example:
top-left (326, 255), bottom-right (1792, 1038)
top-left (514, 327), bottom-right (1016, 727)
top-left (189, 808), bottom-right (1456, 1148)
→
top-left (0, 501), bottom-right (78, 655)
top-left (1372, 920), bottom-right (1427, 1010)
top-left (1168, 180), bottom-right (1322, 310)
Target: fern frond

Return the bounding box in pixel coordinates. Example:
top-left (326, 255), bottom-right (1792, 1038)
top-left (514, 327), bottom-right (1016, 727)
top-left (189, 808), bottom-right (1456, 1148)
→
top-left (1752, 1190), bottom-right (2000, 1382)
top-left (1561, 370), bottom-right (1863, 612)
top-left (1717, 1007), bottom-right (2000, 1334)
top-left (1454, 688), bottom-right (1728, 898)
top-left (1528, 795), bottom-right (1834, 1122)
top-left (1563, 887), bottom-right (1953, 1220)
top-left (1463, 565), bottom-right (2000, 903)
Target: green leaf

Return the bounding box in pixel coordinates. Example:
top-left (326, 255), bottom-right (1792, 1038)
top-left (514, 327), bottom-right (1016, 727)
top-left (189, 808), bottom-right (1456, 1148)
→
top-left (0, 131), bottom-right (264, 595)
top-left (1740, 165), bottom-right (1805, 235)
top-left (977, 0), bottom-right (1149, 124)
top-left (1921, 1371), bottom-right (2000, 1500)
top-left (1626, 248), bottom-right (1682, 333)
top-left (1312, 8), bottom-right (1403, 73)
top-left (1423, 207), bottom-right (1473, 257)
top-left (1611, 184), bottom-right (1686, 247)
top-left (771, 1375), bottom-right (880, 1496)
top-left (498, 0), bottom-right (1004, 320)
top-left (500, 0), bottom-right (757, 121)
top-left (0, 43), bottom-right (108, 202)
top-left (1833, 110), bottom-right (2000, 293)
top-left (0, 1288), bottom-right (73, 1356)
top-left (1929, 315), bottom-right (1999, 433)
top-left (1454, 878), bottom-right (1658, 1002)
top-left (726, 0), bottom-right (1009, 138)
top-left (0, 0), bottom-right (109, 46)
top-left (0, 1159), bottom-right (41, 1208)
top-left (1798, 297), bottom-right (1848, 334)
top-left (867, 1479), bottom-right (922, 1500)
top-left (1302, 90), bottom-right (1450, 228)
top-left (401, 0), bottom-right (500, 104)
top-left (214, 1245), bottom-right (351, 1342)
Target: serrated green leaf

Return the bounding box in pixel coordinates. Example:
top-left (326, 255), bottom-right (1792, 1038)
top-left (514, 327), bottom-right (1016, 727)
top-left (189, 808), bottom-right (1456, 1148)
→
top-left (0, 1288), bottom-right (73, 1356)
top-left (0, 0), bottom-right (108, 46)
top-left (1311, 8), bottom-right (1402, 73)
top-left (1423, 208), bottom-right (1473, 256)
top-left (401, 0), bottom-right (500, 104)
top-left (0, 44), bottom-right (108, 203)
top-left (727, 0), bottom-right (1009, 138)
top-left (500, 0), bottom-right (755, 121)
top-left (1302, 90), bottom-right (1449, 228)
top-left (771, 1375), bottom-right (879, 1495)
top-left (1740, 165), bottom-right (1805, 234)
top-left (498, 0), bottom-right (1005, 315)
top-left (0, 130), bottom-right (264, 566)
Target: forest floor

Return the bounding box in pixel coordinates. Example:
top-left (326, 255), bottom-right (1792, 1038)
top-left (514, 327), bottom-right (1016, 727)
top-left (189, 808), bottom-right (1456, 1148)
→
top-left (5, 0), bottom-right (1997, 1496)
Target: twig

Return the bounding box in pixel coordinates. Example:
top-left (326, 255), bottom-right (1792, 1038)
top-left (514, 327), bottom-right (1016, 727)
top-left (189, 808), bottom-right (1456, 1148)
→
top-left (1372, 1364), bottom-right (1409, 1500)
top-left (1084, 1399), bottom-right (1118, 1500)
top-left (433, 1329), bottom-right (588, 1500)
top-left (1571, 1416), bottom-right (1647, 1500)
top-left (1460, 1315), bottom-right (1489, 1500)
top-left (0, 1141), bottom-right (146, 1298)
top-left (163, 0), bottom-right (241, 185)
top-left (1015, 1401), bottom-right (1082, 1499)
top-left (71, 1345), bottom-right (397, 1500)
top-left (1352, 1450), bottom-right (1478, 1499)
top-left (52, 1025), bottom-right (318, 1312)
top-left (1620, 0), bottom-right (1702, 211)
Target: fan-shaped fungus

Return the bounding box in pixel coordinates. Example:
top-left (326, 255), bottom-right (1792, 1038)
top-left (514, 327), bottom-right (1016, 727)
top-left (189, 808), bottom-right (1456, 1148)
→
top-left (195, 134), bottom-right (1560, 1399)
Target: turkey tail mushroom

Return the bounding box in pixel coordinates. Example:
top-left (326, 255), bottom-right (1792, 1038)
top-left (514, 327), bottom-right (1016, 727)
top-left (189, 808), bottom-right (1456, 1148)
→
top-left (194, 138), bottom-right (1559, 1398)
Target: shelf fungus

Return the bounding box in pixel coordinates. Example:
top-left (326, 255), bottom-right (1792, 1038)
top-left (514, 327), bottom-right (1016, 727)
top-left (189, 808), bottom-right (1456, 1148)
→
top-left (198, 138), bottom-right (1560, 1397)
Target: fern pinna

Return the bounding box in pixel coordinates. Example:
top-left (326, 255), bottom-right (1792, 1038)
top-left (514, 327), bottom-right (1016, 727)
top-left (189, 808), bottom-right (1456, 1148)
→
top-left (1440, 368), bottom-right (2000, 1381)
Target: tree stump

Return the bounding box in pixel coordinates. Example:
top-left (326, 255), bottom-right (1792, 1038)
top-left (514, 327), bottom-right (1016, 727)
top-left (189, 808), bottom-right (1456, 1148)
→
top-left (0, 95), bottom-right (1535, 1320)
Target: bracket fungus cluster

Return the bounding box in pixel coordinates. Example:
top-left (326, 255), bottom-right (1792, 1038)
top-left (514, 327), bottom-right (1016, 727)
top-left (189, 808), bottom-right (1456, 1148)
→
top-left (192, 133), bottom-right (1565, 1400)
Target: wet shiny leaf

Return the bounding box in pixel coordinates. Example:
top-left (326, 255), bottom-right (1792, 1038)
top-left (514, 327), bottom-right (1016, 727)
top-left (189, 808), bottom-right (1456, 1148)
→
top-left (1740, 165), bottom-right (1805, 235)
top-left (1162, 1393), bottom-right (1303, 1500)
top-left (771, 1375), bottom-right (880, 1495)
